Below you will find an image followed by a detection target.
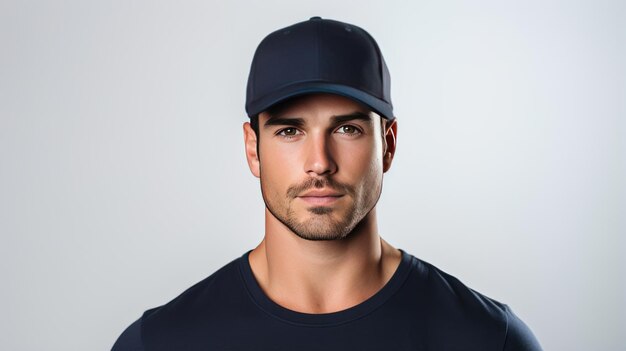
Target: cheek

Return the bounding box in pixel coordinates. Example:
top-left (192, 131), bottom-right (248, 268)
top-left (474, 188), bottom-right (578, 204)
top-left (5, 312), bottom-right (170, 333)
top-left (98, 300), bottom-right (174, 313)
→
top-left (259, 143), bottom-right (300, 190)
top-left (336, 141), bottom-right (383, 182)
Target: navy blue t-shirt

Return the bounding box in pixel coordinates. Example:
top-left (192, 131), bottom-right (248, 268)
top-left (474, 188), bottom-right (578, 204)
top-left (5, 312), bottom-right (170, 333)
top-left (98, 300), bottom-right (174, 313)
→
top-left (112, 249), bottom-right (542, 350)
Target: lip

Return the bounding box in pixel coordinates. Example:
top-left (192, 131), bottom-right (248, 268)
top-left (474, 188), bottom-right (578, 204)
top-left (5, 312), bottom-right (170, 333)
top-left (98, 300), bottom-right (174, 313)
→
top-left (299, 189), bottom-right (343, 197)
top-left (298, 195), bottom-right (344, 206)
top-left (297, 189), bottom-right (344, 206)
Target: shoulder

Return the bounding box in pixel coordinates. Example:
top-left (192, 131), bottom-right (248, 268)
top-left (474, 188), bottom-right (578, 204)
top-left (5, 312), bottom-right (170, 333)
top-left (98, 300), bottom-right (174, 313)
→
top-left (407, 255), bottom-right (542, 350)
top-left (409, 257), bottom-right (509, 319)
top-left (145, 255), bottom-right (243, 317)
top-left (111, 318), bottom-right (142, 351)
top-left (111, 255), bottom-right (245, 350)
top-left (142, 255), bottom-right (246, 330)
top-left (502, 305), bottom-right (544, 351)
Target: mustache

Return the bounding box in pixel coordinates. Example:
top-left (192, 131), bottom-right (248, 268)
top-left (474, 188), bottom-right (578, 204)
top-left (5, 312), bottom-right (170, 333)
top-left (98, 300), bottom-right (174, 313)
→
top-left (287, 178), bottom-right (353, 198)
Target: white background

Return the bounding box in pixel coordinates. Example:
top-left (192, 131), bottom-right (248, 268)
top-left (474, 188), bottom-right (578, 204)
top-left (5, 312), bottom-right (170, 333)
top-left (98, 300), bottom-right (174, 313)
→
top-left (1, 1), bottom-right (624, 350)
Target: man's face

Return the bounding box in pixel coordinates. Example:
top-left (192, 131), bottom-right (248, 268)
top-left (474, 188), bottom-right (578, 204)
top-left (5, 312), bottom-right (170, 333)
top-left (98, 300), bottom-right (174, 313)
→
top-left (246, 93), bottom-right (395, 241)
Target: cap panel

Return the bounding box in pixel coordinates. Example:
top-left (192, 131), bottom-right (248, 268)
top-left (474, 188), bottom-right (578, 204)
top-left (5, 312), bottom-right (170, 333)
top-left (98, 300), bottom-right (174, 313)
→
top-left (318, 20), bottom-right (383, 100)
top-left (245, 17), bottom-right (394, 120)
top-left (249, 20), bottom-right (320, 104)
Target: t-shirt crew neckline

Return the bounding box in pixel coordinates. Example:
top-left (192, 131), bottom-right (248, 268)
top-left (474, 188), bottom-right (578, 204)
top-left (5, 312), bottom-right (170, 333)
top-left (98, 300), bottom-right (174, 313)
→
top-left (238, 249), bottom-right (413, 327)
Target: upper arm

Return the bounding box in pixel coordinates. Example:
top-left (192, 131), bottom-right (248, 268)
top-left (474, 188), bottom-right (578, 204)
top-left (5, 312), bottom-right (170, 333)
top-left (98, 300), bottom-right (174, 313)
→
top-left (503, 306), bottom-right (543, 351)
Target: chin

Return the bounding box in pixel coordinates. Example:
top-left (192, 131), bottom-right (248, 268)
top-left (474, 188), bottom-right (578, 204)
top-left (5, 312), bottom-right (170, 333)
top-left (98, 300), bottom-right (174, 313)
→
top-left (290, 216), bottom-right (358, 241)
top-left (292, 231), bottom-right (350, 242)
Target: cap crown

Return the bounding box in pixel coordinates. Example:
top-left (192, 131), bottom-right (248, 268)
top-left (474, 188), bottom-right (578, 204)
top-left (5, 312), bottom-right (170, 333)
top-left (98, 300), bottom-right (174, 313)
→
top-left (246, 17), bottom-right (393, 120)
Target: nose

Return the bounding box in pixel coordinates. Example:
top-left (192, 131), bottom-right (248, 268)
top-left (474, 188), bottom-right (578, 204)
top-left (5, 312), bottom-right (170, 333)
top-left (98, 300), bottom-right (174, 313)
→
top-left (303, 133), bottom-right (337, 176)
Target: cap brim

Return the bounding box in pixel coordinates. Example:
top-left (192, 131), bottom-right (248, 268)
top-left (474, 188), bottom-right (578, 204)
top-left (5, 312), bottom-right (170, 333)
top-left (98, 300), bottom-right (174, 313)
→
top-left (246, 81), bottom-right (395, 121)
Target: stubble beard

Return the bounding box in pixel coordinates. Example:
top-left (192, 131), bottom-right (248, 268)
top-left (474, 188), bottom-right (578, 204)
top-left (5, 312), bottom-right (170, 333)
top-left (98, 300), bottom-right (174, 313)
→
top-left (260, 176), bottom-right (381, 241)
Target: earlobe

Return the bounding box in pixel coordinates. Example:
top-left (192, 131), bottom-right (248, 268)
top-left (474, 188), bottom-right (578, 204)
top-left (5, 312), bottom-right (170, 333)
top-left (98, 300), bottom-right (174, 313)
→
top-left (243, 122), bottom-right (261, 178)
top-left (382, 119), bottom-right (397, 173)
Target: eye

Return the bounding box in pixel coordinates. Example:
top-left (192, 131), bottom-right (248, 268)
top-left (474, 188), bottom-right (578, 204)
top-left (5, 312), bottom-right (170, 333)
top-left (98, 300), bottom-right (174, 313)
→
top-left (336, 125), bottom-right (362, 135)
top-left (277, 127), bottom-right (302, 138)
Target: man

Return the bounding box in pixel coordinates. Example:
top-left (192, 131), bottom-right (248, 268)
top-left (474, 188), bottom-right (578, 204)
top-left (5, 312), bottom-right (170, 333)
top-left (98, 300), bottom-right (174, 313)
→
top-left (112, 17), bottom-right (542, 350)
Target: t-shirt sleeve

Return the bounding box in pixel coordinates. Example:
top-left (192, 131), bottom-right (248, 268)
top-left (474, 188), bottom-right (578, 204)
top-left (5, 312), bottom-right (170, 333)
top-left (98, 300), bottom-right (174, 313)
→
top-left (503, 306), bottom-right (543, 351)
top-left (111, 317), bottom-right (144, 351)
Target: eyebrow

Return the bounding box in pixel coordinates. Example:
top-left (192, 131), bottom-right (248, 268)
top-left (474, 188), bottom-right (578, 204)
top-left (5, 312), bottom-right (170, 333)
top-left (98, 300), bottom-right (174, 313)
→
top-left (263, 111), bottom-right (372, 129)
top-left (330, 112), bottom-right (372, 125)
top-left (263, 117), bottom-right (305, 128)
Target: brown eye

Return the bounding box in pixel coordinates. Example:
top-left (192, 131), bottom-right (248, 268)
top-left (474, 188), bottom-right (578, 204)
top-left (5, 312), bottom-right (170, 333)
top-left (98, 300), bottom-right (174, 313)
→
top-left (337, 125), bottom-right (360, 135)
top-left (277, 127), bottom-right (301, 138)
top-left (283, 128), bottom-right (297, 135)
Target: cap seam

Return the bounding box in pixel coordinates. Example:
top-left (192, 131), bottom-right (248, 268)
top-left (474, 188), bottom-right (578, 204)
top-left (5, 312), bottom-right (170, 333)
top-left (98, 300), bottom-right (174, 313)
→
top-left (315, 18), bottom-right (321, 79)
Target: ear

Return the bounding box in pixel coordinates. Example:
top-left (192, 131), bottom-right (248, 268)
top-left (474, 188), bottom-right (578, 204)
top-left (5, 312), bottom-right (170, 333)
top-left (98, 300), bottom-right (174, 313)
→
top-left (382, 119), bottom-right (397, 173)
top-left (243, 122), bottom-right (260, 178)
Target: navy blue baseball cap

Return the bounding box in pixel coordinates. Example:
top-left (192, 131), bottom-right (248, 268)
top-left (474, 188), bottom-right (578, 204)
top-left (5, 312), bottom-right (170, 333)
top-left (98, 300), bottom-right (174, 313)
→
top-left (245, 17), bottom-right (394, 121)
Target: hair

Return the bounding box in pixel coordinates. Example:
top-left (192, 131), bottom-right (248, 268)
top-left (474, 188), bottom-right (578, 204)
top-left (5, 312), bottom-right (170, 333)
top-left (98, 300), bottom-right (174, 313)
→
top-left (250, 114), bottom-right (260, 138)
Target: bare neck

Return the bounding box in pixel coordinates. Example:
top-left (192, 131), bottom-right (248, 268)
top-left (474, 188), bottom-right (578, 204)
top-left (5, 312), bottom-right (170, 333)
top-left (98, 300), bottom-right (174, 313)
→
top-left (248, 207), bottom-right (401, 314)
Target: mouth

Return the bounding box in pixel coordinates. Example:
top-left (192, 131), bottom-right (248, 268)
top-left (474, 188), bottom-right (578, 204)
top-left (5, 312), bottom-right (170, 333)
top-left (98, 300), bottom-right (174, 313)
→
top-left (297, 187), bottom-right (345, 206)
top-left (297, 194), bottom-right (344, 206)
